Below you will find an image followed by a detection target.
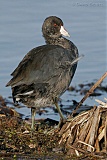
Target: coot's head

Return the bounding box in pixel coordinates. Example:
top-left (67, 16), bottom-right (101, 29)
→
top-left (42, 16), bottom-right (70, 39)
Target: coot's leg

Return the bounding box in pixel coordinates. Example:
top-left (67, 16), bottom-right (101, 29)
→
top-left (53, 97), bottom-right (66, 128)
top-left (31, 107), bottom-right (36, 130)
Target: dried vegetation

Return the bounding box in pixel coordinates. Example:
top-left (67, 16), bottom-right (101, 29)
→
top-left (0, 72), bottom-right (107, 159)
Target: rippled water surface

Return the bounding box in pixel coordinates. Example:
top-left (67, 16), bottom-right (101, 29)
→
top-left (0, 0), bottom-right (106, 119)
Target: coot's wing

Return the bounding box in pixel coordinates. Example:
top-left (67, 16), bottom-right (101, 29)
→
top-left (6, 45), bottom-right (70, 87)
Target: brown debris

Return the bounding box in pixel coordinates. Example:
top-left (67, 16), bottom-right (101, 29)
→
top-left (59, 102), bottom-right (107, 158)
top-left (59, 72), bottom-right (107, 159)
top-left (0, 72), bottom-right (107, 159)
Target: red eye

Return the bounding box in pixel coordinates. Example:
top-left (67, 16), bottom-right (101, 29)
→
top-left (54, 23), bottom-right (57, 27)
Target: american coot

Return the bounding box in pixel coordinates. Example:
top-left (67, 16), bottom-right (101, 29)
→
top-left (6, 16), bottom-right (79, 130)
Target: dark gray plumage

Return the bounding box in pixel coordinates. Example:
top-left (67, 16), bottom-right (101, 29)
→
top-left (6, 16), bottom-right (79, 129)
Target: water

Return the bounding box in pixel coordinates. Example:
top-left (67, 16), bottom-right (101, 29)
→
top-left (0, 0), bottom-right (106, 119)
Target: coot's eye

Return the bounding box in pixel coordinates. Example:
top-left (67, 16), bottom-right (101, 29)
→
top-left (53, 23), bottom-right (57, 27)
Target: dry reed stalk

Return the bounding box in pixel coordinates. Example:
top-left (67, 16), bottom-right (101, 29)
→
top-left (71, 72), bottom-right (107, 117)
top-left (59, 72), bottom-right (107, 158)
top-left (105, 116), bottom-right (107, 151)
top-left (95, 138), bottom-right (100, 152)
top-left (87, 107), bottom-right (101, 151)
top-left (59, 104), bottom-right (107, 155)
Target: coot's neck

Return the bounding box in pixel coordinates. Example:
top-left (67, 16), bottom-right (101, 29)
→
top-left (44, 35), bottom-right (72, 51)
top-left (43, 35), bottom-right (78, 58)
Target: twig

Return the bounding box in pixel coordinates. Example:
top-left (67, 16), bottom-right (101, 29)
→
top-left (71, 72), bottom-right (107, 117)
top-left (78, 140), bottom-right (95, 151)
top-left (98, 127), bottom-right (105, 141)
top-left (66, 142), bottom-right (104, 159)
top-left (87, 107), bottom-right (101, 151)
top-left (105, 116), bottom-right (107, 151)
top-left (95, 98), bottom-right (107, 108)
